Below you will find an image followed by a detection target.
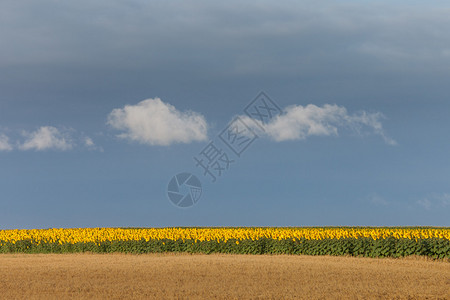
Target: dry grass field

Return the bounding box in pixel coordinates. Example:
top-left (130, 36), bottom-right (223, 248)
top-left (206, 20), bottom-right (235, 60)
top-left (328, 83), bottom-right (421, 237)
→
top-left (0, 253), bottom-right (448, 299)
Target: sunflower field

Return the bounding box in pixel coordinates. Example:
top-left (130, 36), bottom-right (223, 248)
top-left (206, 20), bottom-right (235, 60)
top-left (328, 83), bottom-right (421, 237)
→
top-left (1, 227), bottom-right (449, 258)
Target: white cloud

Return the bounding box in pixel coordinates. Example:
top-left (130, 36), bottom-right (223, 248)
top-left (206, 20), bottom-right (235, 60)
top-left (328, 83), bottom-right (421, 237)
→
top-left (107, 98), bottom-right (208, 146)
top-left (367, 193), bottom-right (389, 206)
top-left (85, 137), bottom-right (95, 147)
top-left (1, 127), bottom-right (101, 152)
top-left (438, 193), bottom-right (450, 207)
top-left (241, 103), bottom-right (396, 145)
top-left (20, 126), bottom-right (73, 151)
top-left (0, 133), bottom-right (13, 151)
top-left (417, 198), bottom-right (432, 210)
top-left (417, 193), bottom-right (450, 210)
top-left (344, 110), bottom-right (397, 146)
top-left (83, 136), bottom-right (103, 152)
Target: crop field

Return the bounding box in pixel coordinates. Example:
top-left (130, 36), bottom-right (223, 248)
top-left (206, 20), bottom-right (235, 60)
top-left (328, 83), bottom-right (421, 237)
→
top-left (0, 253), bottom-right (449, 299)
top-left (1, 227), bottom-right (449, 299)
top-left (1, 227), bottom-right (449, 258)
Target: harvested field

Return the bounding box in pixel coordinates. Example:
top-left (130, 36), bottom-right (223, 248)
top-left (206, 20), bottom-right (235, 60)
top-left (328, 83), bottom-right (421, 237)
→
top-left (0, 254), bottom-right (448, 299)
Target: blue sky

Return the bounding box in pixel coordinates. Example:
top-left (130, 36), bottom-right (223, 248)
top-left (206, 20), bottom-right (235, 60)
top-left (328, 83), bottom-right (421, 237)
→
top-left (1, 0), bottom-right (449, 228)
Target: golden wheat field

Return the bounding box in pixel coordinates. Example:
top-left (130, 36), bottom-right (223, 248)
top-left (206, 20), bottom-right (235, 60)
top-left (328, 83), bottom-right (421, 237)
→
top-left (0, 253), bottom-right (448, 299)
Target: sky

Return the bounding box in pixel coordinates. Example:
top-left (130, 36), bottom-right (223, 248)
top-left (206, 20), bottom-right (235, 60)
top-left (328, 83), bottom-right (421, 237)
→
top-left (1, 0), bottom-right (450, 228)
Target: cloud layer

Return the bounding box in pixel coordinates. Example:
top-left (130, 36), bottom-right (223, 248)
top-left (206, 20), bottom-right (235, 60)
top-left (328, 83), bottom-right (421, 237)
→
top-left (2, 102), bottom-right (393, 151)
top-left (241, 104), bottom-right (396, 145)
top-left (2, 1), bottom-right (450, 82)
top-left (107, 98), bottom-right (208, 146)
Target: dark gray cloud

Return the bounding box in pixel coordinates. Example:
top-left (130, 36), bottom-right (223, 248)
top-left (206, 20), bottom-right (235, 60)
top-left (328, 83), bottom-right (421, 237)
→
top-left (1, 0), bottom-right (450, 130)
top-left (2, 0), bottom-right (450, 75)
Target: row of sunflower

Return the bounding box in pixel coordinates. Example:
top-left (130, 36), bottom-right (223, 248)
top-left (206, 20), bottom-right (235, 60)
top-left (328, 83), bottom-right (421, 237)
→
top-left (0, 227), bottom-right (449, 258)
